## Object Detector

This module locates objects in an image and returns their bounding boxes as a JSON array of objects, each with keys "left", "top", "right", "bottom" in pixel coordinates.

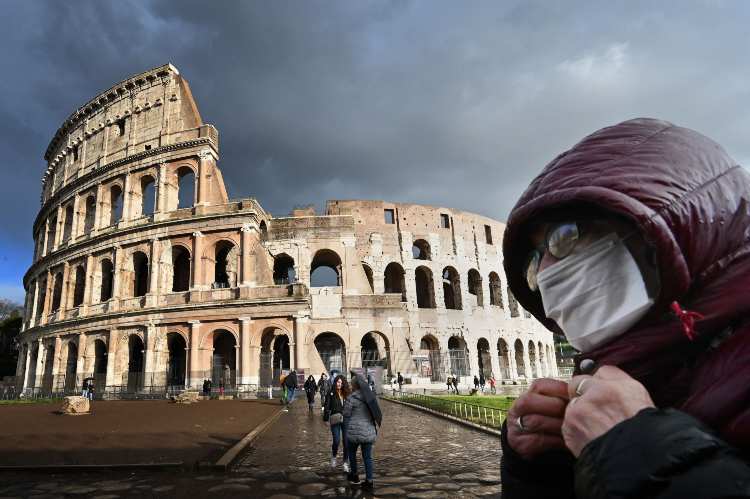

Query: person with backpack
[
  {"left": 304, "top": 375, "right": 318, "bottom": 413},
  {"left": 397, "top": 372, "right": 404, "bottom": 392},
  {"left": 446, "top": 375, "right": 453, "bottom": 393},
  {"left": 284, "top": 369, "right": 298, "bottom": 406},
  {"left": 452, "top": 376, "right": 460, "bottom": 394},
  {"left": 323, "top": 374, "right": 350, "bottom": 473},
  {"left": 479, "top": 373, "right": 486, "bottom": 393}
]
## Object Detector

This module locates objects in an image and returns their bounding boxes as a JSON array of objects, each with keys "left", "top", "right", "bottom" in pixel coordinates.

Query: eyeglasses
[{"left": 525, "top": 221, "right": 580, "bottom": 291}]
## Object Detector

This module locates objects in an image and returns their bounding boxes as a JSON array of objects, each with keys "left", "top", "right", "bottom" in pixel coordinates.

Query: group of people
[
  {"left": 283, "top": 370, "right": 383, "bottom": 489},
  {"left": 80, "top": 378, "right": 95, "bottom": 400},
  {"left": 472, "top": 374, "right": 497, "bottom": 394}
]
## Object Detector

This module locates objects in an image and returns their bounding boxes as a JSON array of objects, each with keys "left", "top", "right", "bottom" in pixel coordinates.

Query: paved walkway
[{"left": 0, "top": 397, "right": 502, "bottom": 498}]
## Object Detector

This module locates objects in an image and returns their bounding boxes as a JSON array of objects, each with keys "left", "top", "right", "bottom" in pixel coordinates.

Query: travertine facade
[{"left": 18, "top": 64, "right": 556, "bottom": 397}]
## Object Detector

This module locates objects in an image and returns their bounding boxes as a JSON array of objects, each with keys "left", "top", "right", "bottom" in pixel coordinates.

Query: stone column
[
  {"left": 239, "top": 317, "right": 252, "bottom": 385},
  {"left": 508, "top": 343, "right": 518, "bottom": 381},
  {"left": 144, "top": 323, "right": 157, "bottom": 387},
  {"left": 192, "top": 231, "right": 204, "bottom": 290},
  {"left": 82, "top": 254, "right": 95, "bottom": 314},
  {"left": 111, "top": 245, "right": 122, "bottom": 308},
  {"left": 293, "top": 315, "right": 309, "bottom": 371},
  {"left": 105, "top": 329, "right": 118, "bottom": 389},
  {"left": 42, "top": 269, "right": 53, "bottom": 323},
  {"left": 53, "top": 205, "right": 64, "bottom": 250},
  {"left": 121, "top": 172, "right": 132, "bottom": 223},
  {"left": 94, "top": 183, "right": 105, "bottom": 230},
  {"left": 30, "top": 279, "right": 40, "bottom": 328},
  {"left": 70, "top": 194, "right": 81, "bottom": 241},
  {"left": 156, "top": 161, "right": 168, "bottom": 214},
  {"left": 59, "top": 262, "right": 70, "bottom": 316},
  {"left": 147, "top": 238, "right": 160, "bottom": 306},
  {"left": 22, "top": 344, "right": 32, "bottom": 391},
  {"left": 51, "top": 336, "right": 62, "bottom": 392},
  {"left": 42, "top": 218, "right": 50, "bottom": 257},
  {"left": 489, "top": 340, "right": 501, "bottom": 380},
  {"left": 34, "top": 339, "right": 44, "bottom": 390},
  {"left": 240, "top": 224, "right": 255, "bottom": 287},
  {"left": 76, "top": 332, "right": 86, "bottom": 384},
  {"left": 197, "top": 149, "right": 212, "bottom": 206},
  {"left": 188, "top": 320, "right": 202, "bottom": 389},
  {"left": 467, "top": 344, "right": 480, "bottom": 379},
  {"left": 522, "top": 342, "right": 531, "bottom": 381}
]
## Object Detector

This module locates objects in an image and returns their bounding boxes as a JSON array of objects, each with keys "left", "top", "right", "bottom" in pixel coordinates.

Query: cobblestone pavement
[{"left": 0, "top": 398, "right": 502, "bottom": 498}]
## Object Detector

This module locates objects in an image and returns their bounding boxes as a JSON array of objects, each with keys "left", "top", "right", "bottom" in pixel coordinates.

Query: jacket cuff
[{"left": 575, "top": 408, "right": 729, "bottom": 499}]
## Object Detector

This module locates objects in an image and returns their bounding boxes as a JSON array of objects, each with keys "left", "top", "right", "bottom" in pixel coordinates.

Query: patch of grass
[{"left": 0, "top": 398, "right": 62, "bottom": 405}]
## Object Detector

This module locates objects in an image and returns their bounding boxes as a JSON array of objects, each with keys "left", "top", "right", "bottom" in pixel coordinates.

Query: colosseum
[{"left": 16, "top": 63, "right": 556, "bottom": 398}]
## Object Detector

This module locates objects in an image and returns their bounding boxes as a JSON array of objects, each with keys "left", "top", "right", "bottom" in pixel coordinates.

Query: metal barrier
[{"left": 389, "top": 391, "right": 509, "bottom": 430}]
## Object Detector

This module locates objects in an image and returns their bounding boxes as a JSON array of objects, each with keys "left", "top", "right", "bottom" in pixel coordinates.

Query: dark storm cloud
[{"left": 2, "top": 0, "right": 750, "bottom": 301}]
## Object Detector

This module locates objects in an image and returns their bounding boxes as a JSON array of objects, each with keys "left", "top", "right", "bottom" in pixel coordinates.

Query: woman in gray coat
[{"left": 343, "top": 376, "right": 378, "bottom": 489}]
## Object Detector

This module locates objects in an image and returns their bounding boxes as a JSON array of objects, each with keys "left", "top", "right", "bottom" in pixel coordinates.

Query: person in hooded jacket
[
  {"left": 500, "top": 118, "right": 750, "bottom": 499},
  {"left": 304, "top": 375, "right": 318, "bottom": 413},
  {"left": 318, "top": 373, "right": 329, "bottom": 413},
  {"left": 343, "top": 375, "right": 379, "bottom": 490}
]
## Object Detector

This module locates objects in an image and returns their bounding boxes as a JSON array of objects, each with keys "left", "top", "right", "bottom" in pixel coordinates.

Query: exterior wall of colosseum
[{"left": 17, "top": 64, "right": 557, "bottom": 397}]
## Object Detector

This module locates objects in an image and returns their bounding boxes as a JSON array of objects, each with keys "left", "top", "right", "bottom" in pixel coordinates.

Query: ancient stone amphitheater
[{"left": 17, "top": 64, "right": 556, "bottom": 398}]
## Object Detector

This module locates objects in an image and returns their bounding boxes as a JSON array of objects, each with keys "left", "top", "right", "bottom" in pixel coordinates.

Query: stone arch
[
  {"left": 447, "top": 336, "right": 469, "bottom": 377},
  {"left": 514, "top": 338, "right": 525, "bottom": 378},
  {"left": 384, "top": 262, "right": 406, "bottom": 301},
  {"left": 138, "top": 174, "right": 157, "bottom": 217},
  {"left": 211, "top": 329, "right": 237, "bottom": 388},
  {"left": 166, "top": 332, "right": 187, "bottom": 387},
  {"left": 362, "top": 263, "right": 374, "bottom": 293},
  {"left": 210, "top": 240, "right": 239, "bottom": 288},
  {"left": 83, "top": 195, "right": 96, "bottom": 233},
  {"left": 508, "top": 286, "right": 520, "bottom": 317},
  {"left": 497, "top": 338, "right": 511, "bottom": 379},
  {"left": 477, "top": 337, "right": 492, "bottom": 378},
  {"left": 468, "top": 269, "right": 483, "bottom": 307},
  {"left": 176, "top": 165, "right": 196, "bottom": 209},
  {"left": 116, "top": 333, "right": 145, "bottom": 392},
  {"left": 131, "top": 251, "right": 149, "bottom": 297},
  {"left": 415, "top": 265, "right": 436, "bottom": 308},
  {"left": 442, "top": 266, "right": 462, "bottom": 310},
  {"left": 109, "top": 184, "right": 123, "bottom": 226},
  {"left": 42, "top": 341, "right": 55, "bottom": 393},
  {"left": 538, "top": 340, "right": 546, "bottom": 376},
  {"left": 360, "top": 331, "right": 390, "bottom": 373},
  {"left": 259, "top": 220, "right": 268, "bottom": 241},
  {"left": 63, "top": 340, "right": 78, "bottom": 393},
  {"left": 171, "top": 245, "right": 191, "bottom": 292},
  {"left": 72, "top": 265, "right": 86, "bottom": 308},
  {"left": 260, "top": 327, "right": 290, "bottom": 387},
  {"left": 528, "top": 340, "right": 538, "bottom": 378},
  {"left": 314, "top": 332, "right": 347, "bottom": 374},
  {"left": 418, "top": 334, "right": 443, "bottom": 381},
  {"left": 489, "top": 272, "right": 503, "bottom": 307},
  {"left": 310, "top": 249, "right": 342, "bottom": 287},
  {"left": 51, "top": 271, "right": 63, "bottom": 311},
  {"left": 273, "top": 253, "right": 296, "bottom": 285},
  {"left": 63, "top": 204, "right": 74, "bottom": 242},
  {"left": 98, "top": 258, "right": 114, "bottom": 302},
  {"left": 412, "top": 239, "right": 431, "bottom": 260}
]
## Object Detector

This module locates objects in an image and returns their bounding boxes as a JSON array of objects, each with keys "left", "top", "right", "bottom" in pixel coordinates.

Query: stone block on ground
[
  {"left": 172, "top": 391, "right": 200, "bottom": 404},
  {"left": 61, "top": 396, "right": 90, "bottom": 415}
]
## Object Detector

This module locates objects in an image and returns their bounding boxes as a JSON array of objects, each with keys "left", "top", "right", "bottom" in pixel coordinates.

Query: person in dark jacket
[
  {"left": 343, "top": 375, "right": 379, "bottom": 489},
  {"left": 452, "top": 376, "right": 460, "bottom": 394},
  {"left": 473, "top": 375, "right": 480, "bottom": 392},
  {"left": 284, "top": 369, "right": 298, "bottom": 405},
  {"left": 317, "top": 373, "right": 329, "bottom": 412},
  {"left": 479, "top": 373, "right": 486, "bottom": 393},
  {"left": 304, "top": 375, "right": 317, "bottom": 413},
  {"left": 323, "top": 375, "right": 350, "bottom": 473},
  {"left": 500, "top": 118, "right": 750, "bottom": 499},
  {"left": 396, "top": 372, "right": 403, "bottom": 391}
]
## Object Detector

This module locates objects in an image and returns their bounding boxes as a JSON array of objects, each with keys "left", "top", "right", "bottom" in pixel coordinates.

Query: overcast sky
[{"left": 1, "top": 0, "right": 749, "bottom": 304}]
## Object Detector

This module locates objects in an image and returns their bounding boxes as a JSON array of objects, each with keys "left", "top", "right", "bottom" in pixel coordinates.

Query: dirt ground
[{"left": 0, "top": 399, "right": 280, "bottom": 467}]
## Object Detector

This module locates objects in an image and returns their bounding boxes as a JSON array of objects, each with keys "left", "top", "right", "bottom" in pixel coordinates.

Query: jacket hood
[{"left": 503, "top": 118, "right": 750, "bottom": 383}]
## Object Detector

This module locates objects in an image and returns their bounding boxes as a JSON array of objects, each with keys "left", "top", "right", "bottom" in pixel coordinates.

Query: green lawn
[{"left": 433, "top": 394, "right": 515, "bottom": 411}]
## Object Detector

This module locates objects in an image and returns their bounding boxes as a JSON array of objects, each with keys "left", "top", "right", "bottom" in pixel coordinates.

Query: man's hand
[
  {"left": 563, "top": 365, "right": 655, "bottom": 457},
  {"left": 507, "top": 378, "right": 570, "bottom": 459}
]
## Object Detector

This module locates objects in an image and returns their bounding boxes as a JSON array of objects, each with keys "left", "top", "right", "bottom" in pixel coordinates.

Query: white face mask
[{"left": 537, "top": 233, "right": 653, "bottom": 352}]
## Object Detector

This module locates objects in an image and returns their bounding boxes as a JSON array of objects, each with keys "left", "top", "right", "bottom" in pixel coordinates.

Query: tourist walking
[
  {"left": 279, "top": 371, "right": 288, "bottom": 408},
  {"left": 284, "top": 369, "right": 298, "bottom": 405},
  {"left": 318, "top": 373, "right": 329, "bottom": 412},
  {"left": 488, "top": 375, "right": 496, "bottom": 395},
  {"left": 452, "top": 376, "right": 460, "bottom": 394},
  {"left": 81, "top": 378, "right": 90, "bottom": 399},
  {"left": 479, "top": 373, "right": 486, "bottom": 393},
  {"left": 304, "top": 375, "right": 317, "bottom": 413},
  {"left": 323, "top": 375, "right": 350, "bottom": 472},
  {"left": 397, "top": 372, "right": 403, "bottom": 392},
  {"left": 344, "top": 374, "right": 382, "bottom": 490},
  {"left": 218, "top": 379, "right": 225, "bottom": 397},
  {"left": 446, "top": 375, "right": 453, "bottom": 393},
  {"left": 473, "top": 375, "right": 480, "bottom": 392}
]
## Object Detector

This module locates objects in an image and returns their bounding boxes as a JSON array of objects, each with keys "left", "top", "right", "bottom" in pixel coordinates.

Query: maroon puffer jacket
[{"left": 502, "top": 118, "right": 750, "bottom": 449}]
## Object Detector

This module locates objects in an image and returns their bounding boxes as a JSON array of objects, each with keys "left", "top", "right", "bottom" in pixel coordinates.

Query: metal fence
[{"left": 388, "top": 391, "right": 509, "bottom": 430}]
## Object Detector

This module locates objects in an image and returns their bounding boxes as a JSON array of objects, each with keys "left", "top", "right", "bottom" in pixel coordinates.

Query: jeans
[
  {"left": 287, "top": 387, "right": 296, "bottom": 403},
  {"left": 347, "top": 441, "right": 374, "bottom": 481},
  {"left": 330, "top": 423, "right": 349, "bottom": 460}
]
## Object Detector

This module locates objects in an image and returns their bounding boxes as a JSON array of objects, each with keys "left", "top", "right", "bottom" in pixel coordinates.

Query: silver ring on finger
[{"left": 516, "top": 415, "right": 527, "bottom": 432}]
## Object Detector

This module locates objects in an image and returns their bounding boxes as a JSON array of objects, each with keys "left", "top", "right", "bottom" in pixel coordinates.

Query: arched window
[
  {"left": 109, "top": 185, "right": 123, "bottom": 225},
  {"left": 140, "top": 175, "right": 156, "bottom": 216},
  {"left": 83, "top": 196, "right": 96, "bottom": 233},
  {"left": 132, "top": 251, "right": 149, "bottom": 297},
  {"left": 477, "top": 338, "right": 491, "bottom": 378},
  {"left": 36, "top": 280, "right": 46, "bottom": 318},
  {"left": 514, "top": 339, "right": 525, "bottom": 377},
  {"left": 468, "top": 269, "right": 483, "bottom": 307},
  {"left": 310, "top": 249, "right": 342, "bottom": 287},
  {"left": 177, "top": 167, "right": 195, "bottom": 209},
  {"left": 171, "top": 246, "right": 191, "bottom": 292},
  {"left": 100, "top": 259, "right": 114, "bottom": 301},
  {"left": 51, "top": 272, "right": 63, "bottom": 311},
  {"left": 362, "top": 263, "right": 374, "bottom": 293},
  {"left": 497, "top": 338, "right": 510, "bottom": 379},
  {"left": 72, "top": 266, "right": 86, "bottom": 307},
  {"left": 259, "top": 221, "right": 268, "bottom": 241},
  {"left": 273, "top": 254, "right": 296, "bottom": 285},
  {"left": 315, "top": 332, "right": 347, "bottom": 373},
  {"left": 213, "top": 241, "right": 238, "bottom": 288},
  {"left": 412, "top": 239, "right": 431, "bottom": 260},
  {"left": 448, "top": 336, "right": 469, "bottom": 377},
  {"left": 442, "top": 266, "right": 462, "bottom": 310},
  {"left": 212, "top": 330, "right": 237, "bottom": 387},
  {"left": 384, "top": 262, "right": 405, "bottom": 301},
  {"left": 63, "top": 205, "right": 74, "bottom": 242},
  {"left": 489, "top": 272, "right": 503, "bottom": 307},
  {"left": 415, "top": 266, "right": 436, "bottom": 308}
]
